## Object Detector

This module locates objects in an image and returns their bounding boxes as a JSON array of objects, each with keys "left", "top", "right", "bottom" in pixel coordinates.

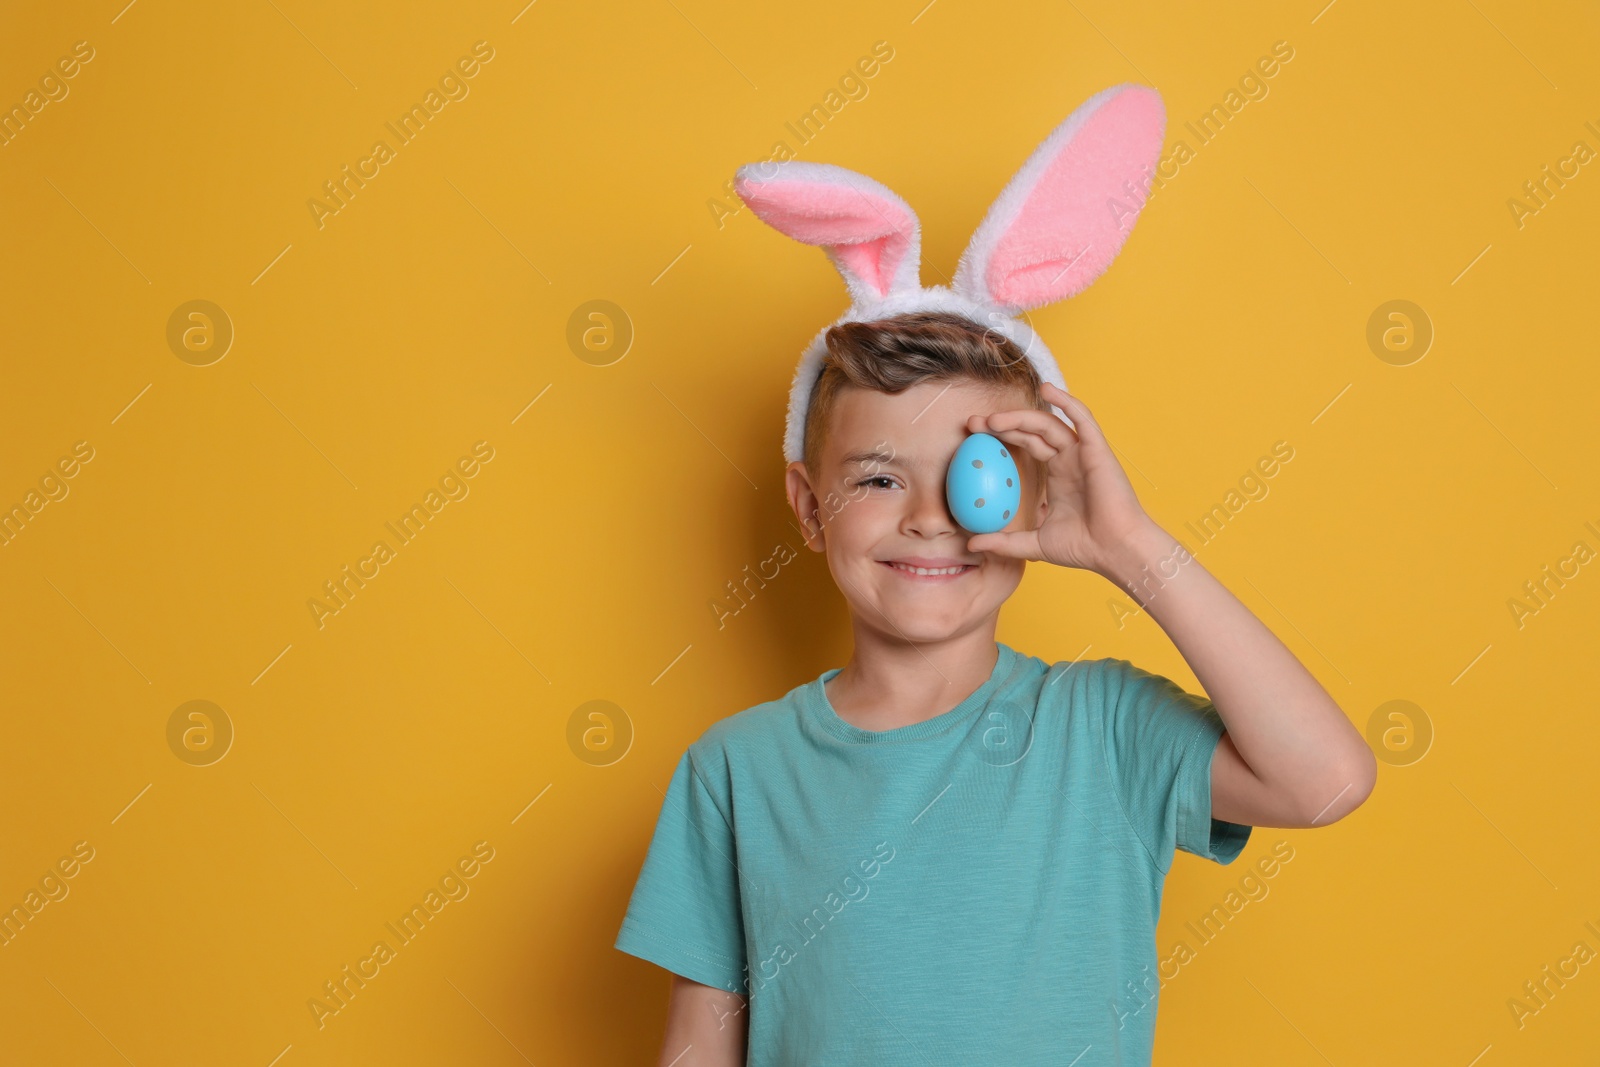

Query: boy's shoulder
[
  {"left": 683, "top": 676, "right": 813, "bottom": 771},
  {"left": 1026, "top": 649, "right": 1165, "bottom": 693},
  {"left": 1007, "top": 644, "right": 1126, "bottom": 701}
]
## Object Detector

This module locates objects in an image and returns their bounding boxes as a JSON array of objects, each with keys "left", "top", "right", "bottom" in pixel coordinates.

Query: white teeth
[{"left": 889, "top": 562, "right": 969, "bottom": 576}]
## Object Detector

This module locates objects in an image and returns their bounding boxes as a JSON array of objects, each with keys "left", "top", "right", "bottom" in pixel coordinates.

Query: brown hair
[{"left": 802, "top": 311, "right": 1051, "bottom": 490}]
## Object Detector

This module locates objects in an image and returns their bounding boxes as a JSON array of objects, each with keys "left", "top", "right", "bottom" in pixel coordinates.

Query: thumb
[{"left": 966, "top": 528, "right": 1041, "bottom": 561}]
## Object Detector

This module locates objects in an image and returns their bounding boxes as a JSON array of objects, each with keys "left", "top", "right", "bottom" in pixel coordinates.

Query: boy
[
  {"left": 613, "top": 312, "right": 1375, "bottom": 1065},
  {"left": 616, "top": 85, "right": 1375, "bottom": 1064}
]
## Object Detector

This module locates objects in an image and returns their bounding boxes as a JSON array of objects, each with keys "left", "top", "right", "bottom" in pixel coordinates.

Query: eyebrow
[{"left": 840, "top": 448, "right": 906, "bottom": 470}]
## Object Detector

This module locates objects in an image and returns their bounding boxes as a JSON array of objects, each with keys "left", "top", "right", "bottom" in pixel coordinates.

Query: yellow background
[{"left": 2, "top": 0, "right": 1597, "bottom": 1063}]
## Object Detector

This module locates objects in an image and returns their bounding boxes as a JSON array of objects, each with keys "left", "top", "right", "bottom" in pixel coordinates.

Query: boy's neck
[{"left": 824, "top": 627, "right": 1001, "bottom": 732}]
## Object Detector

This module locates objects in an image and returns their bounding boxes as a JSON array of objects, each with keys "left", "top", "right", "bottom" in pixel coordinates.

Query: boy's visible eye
[{"left": 856, "top": 475, "right": 898, "bottom": 490}]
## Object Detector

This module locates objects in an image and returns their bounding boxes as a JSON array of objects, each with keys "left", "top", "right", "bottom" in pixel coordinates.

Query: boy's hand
[
  {"left": 962, "top": 382, "right": 1150, "bottom": 575},
  {"left": 969, "top": 384, "right": 1378, "bottom": 829}
]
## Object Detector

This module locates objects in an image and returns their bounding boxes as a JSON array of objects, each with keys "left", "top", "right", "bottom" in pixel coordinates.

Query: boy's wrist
[{"left": 1095, "top": 519, "right": 1188, "bottom": 602}]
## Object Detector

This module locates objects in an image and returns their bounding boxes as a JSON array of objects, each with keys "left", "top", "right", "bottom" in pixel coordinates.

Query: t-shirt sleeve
[
  {"left": 1093, "top": 657, "right": 1251, "bottom": 870},
  {"left": 614, "top": 747, "right": 749, "bottom": 995}
]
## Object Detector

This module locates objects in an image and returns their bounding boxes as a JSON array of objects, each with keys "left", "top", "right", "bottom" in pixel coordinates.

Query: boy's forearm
[{"left": 1097, "top": 519, "right": 1376, "bottom": 826}]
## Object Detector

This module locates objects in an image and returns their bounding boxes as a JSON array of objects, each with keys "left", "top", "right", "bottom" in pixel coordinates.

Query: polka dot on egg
[{"left": 975, "top": 498, "right": 985, "bottom": 507}]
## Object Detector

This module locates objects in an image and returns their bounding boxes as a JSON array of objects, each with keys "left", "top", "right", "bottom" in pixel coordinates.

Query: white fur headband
[{"left": 732, "top": 82, "right": 1166, "bottom": 465}]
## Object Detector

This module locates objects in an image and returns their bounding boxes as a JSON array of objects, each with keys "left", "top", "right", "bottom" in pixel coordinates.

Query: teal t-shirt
[{"left": 614, "top": 641, "right": 1250, "bottom": 1065}]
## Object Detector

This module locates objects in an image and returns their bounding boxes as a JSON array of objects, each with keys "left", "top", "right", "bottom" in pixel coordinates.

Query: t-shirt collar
[{"left": 805, "top": 642, "right": 1019, "bottom": 744}]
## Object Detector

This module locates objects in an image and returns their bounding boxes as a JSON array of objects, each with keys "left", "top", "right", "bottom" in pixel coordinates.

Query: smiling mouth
[{"left": 881, "top": 561, "right": 978, "bottom": 579}]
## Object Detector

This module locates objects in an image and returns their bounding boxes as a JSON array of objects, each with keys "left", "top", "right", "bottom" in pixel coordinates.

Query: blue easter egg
[{"left": 946, "top": 433, "right": 1021, "bottom": 534}]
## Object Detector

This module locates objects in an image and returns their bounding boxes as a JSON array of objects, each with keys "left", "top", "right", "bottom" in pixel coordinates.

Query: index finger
[
  {"left": 971, "top": 402, "right": 1078, "bottom": 453},
  {"left": 1041, "top": 384, "right": 1105, "bottom": 446}
]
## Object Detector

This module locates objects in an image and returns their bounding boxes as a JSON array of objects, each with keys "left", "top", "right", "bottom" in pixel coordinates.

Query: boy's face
[{"left": 785, "top": 379, "right": 1048, "bottom": 645}]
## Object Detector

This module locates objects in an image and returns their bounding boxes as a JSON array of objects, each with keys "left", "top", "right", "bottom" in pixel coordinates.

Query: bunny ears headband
[{"left": 732, "top": 83, "right": 1167, "bottom": 465}]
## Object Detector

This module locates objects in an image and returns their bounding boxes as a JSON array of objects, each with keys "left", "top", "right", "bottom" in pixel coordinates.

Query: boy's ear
[{"left": 785, "top": 462, "right": 827, "bottom": 552}]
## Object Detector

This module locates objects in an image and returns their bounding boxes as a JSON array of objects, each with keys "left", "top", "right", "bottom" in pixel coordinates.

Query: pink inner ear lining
[
  {"left": 736, "top": 178, "right": 915, "bottom": 298},
  {"left": 986, "top": 88, "right": 1164, "bottom": 308},
  {"left": 835, "top": 236, "right": 898, "bottom": 297}
]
